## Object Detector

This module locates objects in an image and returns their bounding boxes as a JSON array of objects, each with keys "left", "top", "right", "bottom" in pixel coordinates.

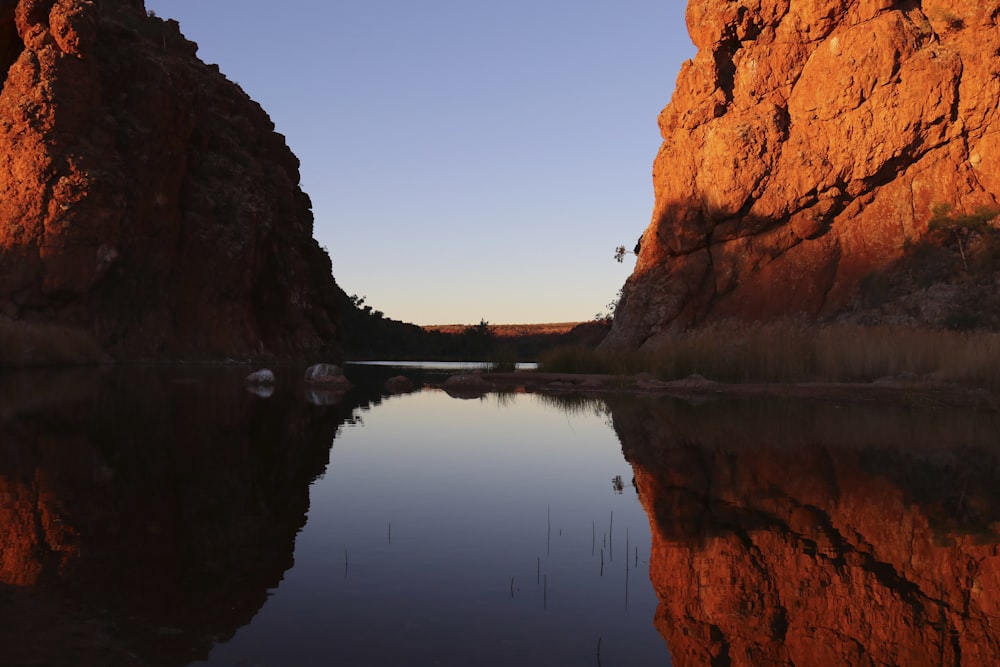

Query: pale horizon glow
[{"left": 146, "top": 1, "right": 695, "bottom": 325}]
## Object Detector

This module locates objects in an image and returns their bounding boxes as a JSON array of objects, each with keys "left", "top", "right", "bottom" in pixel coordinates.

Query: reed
[
  {"left": 539, "top": 320, "right": 1000, "bottom": 390},
  {"left": 0, "top": 319, "right": 107, "bottom": 367}
]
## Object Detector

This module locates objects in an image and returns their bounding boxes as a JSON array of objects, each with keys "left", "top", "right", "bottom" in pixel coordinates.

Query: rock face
[
  {"left": 611, "top": 397, "right": 1000, "bottom": 666},
  {"left": 606, "top": 0, "right": 1000, "bottom": 348},
  {"left": 0, "top": 0, "right": 343, "bottom": 360}
]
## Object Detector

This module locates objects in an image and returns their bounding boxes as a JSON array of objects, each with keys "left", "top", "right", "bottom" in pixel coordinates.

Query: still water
[
  {"left": 194, "top": 384, "right": 663, "bottom": 666},
  {"left": 2, "top": 365, "right": 1000, "bottom": 666}
]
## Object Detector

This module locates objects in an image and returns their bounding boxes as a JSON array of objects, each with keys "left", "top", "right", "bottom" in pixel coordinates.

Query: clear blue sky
[{"left": 147, "top": 1, "right": 694, "bottom": 325}]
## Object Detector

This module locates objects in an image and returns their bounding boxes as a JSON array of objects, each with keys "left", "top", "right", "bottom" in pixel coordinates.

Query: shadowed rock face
[
  {"left": 0, "top": 368, "right": 362, "bottom": 665},
  {"left": 611, "top": 397, "right": 1000, "bottom": 666},
  {"left": 606, "top": 0, "right": 1000, "bottom": 348},
  {"left": 0, "top": 0, "right": 343, "bottom": 360}
]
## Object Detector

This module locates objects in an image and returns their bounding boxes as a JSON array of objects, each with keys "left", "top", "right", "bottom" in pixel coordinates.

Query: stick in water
[
  {"left": 626, "top": 528, "right": 629, "bottom": 571},
  {"left": 609, "top": 511, "right": 614, "bottom": 561},
  {"left": 547, "top": 504, "right": 551, "bottom": 556}
]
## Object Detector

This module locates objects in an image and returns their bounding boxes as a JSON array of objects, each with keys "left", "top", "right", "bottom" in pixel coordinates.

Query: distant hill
[
  {"left": 338, "top": 292, "right": 608, "bottom": 360},
  {"left": 423, "top": 322, "right": 585, "bottom": 337}
]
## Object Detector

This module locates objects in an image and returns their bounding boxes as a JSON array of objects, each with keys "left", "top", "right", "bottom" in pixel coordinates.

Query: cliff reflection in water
[
  {"left": 0, "top": 367, "right": 357, "bottom": 666},
  {"left": 610, "top": 396, "right": 1000, "bottom": 666}
]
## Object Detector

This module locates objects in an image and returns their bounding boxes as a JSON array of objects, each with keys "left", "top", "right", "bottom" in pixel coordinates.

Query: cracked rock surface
[{"left": 607, "top": 0, "right": 1000, "bottom": 348}]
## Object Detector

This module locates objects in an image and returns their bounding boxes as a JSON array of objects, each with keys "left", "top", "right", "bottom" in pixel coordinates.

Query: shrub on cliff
[{"left": 926, "top": 204, "right": 1000, "bottom": 274}]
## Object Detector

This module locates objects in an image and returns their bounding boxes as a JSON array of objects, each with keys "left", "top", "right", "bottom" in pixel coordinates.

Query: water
[
  {"left": 193, "top": 389, "right": 663, "bottom": 666},
  {"left": 345, "top": 360, "right": 539, "bottom": 370},
  {"left": 3, "top": 365, "right": 1000, "bottom": 666}
]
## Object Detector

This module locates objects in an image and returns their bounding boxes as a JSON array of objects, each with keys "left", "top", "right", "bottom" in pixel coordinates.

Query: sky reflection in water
[{"left": 193, "top": 390, "right": 668, "bottom": 667}]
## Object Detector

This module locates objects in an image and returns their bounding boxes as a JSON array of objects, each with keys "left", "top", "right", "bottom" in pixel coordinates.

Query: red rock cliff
[
  {"left": 0, "top": 0, "right": 343, "bottom": 360},
  {"left": 606, "top": 0, "right": 1000, "bottom": 348}
]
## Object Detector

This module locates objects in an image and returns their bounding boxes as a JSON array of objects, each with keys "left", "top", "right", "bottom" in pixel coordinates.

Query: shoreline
[{"left": 474, "top": 370, "right": 999, "bottom": 411}]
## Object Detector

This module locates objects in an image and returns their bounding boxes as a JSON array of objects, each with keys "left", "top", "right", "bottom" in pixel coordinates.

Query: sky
[{"left": 146, "top": 1, "right": 695, "bottom": 325}]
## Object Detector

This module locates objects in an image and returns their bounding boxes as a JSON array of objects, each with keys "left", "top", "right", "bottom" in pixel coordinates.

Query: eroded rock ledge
[{"left": 607, "top": 0, "right": 1000, "bottom": 348}]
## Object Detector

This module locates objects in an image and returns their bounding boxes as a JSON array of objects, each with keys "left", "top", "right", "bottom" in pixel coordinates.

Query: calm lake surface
[
  {"left": 2, "top": 364, "right": 1000, "bottom": 666},
  {"left": 194, "top": 370, "right": 664, "bottom": 666}
]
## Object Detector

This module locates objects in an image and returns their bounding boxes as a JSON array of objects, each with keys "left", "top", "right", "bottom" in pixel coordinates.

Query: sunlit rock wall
[{"left": 606, "top": 0, "right": 1000, "bottom": 347}]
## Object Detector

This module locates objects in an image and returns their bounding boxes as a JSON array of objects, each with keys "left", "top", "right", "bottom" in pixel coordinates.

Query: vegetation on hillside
[
  {"left": 852, "top": 204, "right": 1000, "bottom": 330},
  {"left": 337, "top": 292, "right": 609, "bottom": 361}
]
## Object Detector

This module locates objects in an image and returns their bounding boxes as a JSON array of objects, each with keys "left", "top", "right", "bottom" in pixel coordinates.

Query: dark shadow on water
[
  {"left": 608, "top": 394, "right": 1000, "bottom": 666},
  {"left": 0, "top": 366, "right": 369, "bottom": 666}
]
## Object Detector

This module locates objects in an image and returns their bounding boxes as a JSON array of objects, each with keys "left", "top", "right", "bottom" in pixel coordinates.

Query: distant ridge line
[{"left": 422, "top": 322, "right": 587, "bottom": 337}]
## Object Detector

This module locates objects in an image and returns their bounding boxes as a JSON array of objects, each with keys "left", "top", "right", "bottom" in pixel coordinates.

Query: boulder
[
  {"left": 303, "top": 363, "right": 351, "bottom": 388},
  {"left": 245, "top": 369, "right": 275, "bottom": 385},
  {"left": 384, "top": 375, "right": 414, "bottom": 394},
  {"left": 442, "top": 372, "right": 493, "bottom": 398}
]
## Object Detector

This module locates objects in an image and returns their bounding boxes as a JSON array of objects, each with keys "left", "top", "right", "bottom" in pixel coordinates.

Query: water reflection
[
  {"left": 610, "top": 396, "right": 1000, "bottom": 666},
  {"left": 196, "top": 388, "right": 662, "bottom": 667},
  {"left": 0, "top": 367, "right": 358, "bottom": 666},
  {"left": 0, "top": 369, "right": 664, "bottom": 666},
  {"left": 5, "top": 366, "right": 999, "bottom": 667}
]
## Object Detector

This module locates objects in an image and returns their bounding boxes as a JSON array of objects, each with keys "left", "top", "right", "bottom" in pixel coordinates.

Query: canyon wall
[
  {"left": 606, "top": 0, "right": 1000, "bottom": 347},
  {"left": 612, "top": 397, "right": 1000, "bottom": 665},
  {"left": 0, "top": 0, "right": 343, "bottom": 360}
]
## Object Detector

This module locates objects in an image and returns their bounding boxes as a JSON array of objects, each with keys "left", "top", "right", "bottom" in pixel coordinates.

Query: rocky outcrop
[
  {"left": 0, "top": 0, "right": 343, "bottom": 360},
  {"left": 612, "top": 396, "right": 1000, "bottom": 666},
  {"left": 606, "top": 0, "right": 1000, "bottom": 348}
]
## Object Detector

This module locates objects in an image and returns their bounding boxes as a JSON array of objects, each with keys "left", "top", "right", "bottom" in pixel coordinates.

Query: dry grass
[
  {"left": 0, "top": 319, "right": 108, "bottom": 367},
  {"left": 538, "top": 320, "right": 1000, "bottom": 391}
]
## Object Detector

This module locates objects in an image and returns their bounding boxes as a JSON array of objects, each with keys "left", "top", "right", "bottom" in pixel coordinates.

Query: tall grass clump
[
  {"left": 536, "top": 344, "right": 644, "bottom": 376},
  {"left": 485, "top": 344, "right": 519, "bottom": 372},
  {"left": 0, "top": 319, "right": 107, "bottom": 367},
  {"left": 538, "top": 319, "right": 1000, "bottom": 391},
  {"left": 935, "top": 331, "right": 1000, "bottom": 392},
  {"left": 640, "top": 319, "right": 818, "bottom": 382}
]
